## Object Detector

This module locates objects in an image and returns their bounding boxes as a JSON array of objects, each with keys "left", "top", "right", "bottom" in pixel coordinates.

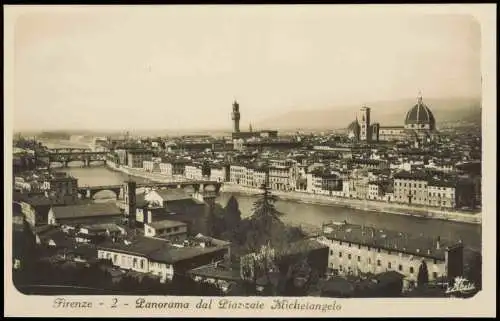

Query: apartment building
[
  {"left": 127, "top": 150, "right": 153, "bottom": 168},
  {"left": 306, "top": 171, "right": 343, "bottom": 196},
  {"left": 97, "top": 235, "right": 229, "bottom": 283},
  {"left": 316, "top": 222, "right": 464, "bottom": 291},
  {"left": 159, "top": 159, "right": 190, "bottom": 177},
  {"left": 185, "top": 165, "right": 204, "bottom": 180},
  {"left": 209, "top": 166, "right": 227, "bottom": 182}
]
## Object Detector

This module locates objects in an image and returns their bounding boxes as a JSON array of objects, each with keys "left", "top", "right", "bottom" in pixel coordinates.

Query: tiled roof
[
  {"left": 393, "top": 170, "right": 429, "bottom": 181},
  {"left": 98, "top": 236, "right": 227, "bottom": 264},
  {"left": 278, "top": 239, "right": 328, "bottom": 257},
  {"left": 188, "top": 264, "right": 242, "bottom": 281},
  {"left": 51, "top": 202, "right": 122, "bottom": 220},
  {"left": 146, "top": 219, "right": 187, "bottom": 230},
  {"left": 320, "top": 222, "right": 460, "bottom": 260}
]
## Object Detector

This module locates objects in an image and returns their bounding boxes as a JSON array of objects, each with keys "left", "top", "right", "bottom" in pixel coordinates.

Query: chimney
[{"left": 436, "top": 236, "right": 441, "bottom": 250}]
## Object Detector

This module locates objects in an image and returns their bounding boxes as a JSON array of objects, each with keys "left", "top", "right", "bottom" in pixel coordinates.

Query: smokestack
[{"left": 436, "top": 236, "right": 441, "bottom": 250}]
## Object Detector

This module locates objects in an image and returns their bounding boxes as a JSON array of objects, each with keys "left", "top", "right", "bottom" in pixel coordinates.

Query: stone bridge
[
  {"left": 77, "top": 180, "right": 223, "bottom": 200},
  {"left": 37, "top": 150, "right": 109, "bottom": 168}
]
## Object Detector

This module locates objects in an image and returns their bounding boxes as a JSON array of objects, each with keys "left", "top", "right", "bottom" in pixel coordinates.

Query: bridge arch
[
  {"left": 90, "top": 189, "right": 120, "bottom": 200},
  {"left": 67, "top": 160, "right": 85, "bottom": 167}
]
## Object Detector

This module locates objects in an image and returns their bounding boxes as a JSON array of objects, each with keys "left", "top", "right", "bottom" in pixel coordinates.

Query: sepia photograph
[{"left": 4, "top": 4, "right": 496, "bottom": 317}]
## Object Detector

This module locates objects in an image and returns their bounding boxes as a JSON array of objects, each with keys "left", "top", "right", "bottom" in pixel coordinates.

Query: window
[
  {"left": 339, "top": 241, "right": 343, "bottom": 246},
  {"left": 357, "top": 256, "right": 361, "bottom": 262},
  {"left": 339, "top": 252, "right": 342, "bottom": 258},
  {"left": 433, "top": 259, "right": 437, "bottom": 264},
  {"left": 387, "top": 250, "right": 391, "bottom": 255},
  {"left": 358, "top": 244, "right": 361, "bottom": 249},
  {"left": 330, "top": 250, "right": 333, "bottom": 256},
  {"left": 410, "top": 267, "right": 414, "bottom": 274},
  {"left": 388, "top": 262, "right": 392, "bottom": 269},
  {"left": 433, "top": 272, "right": 438, "bottom": 279},
  {"left": 348, "top": 243, "right": 351, "bottom": 247},
  {"left": 339, "top": 265, "right": 343, "bottom": 271},
  {"left": 398, "top": 264, "right": 403, "bottom": 271},
  {"left": 377, "top": 248, "right": 381, "bottom": 253},
  {"left": 367, "top": 246, "right": 371, "bottom": 251},
  {"left": 377, "top": 260, "right": 381, "bottom": 266},
  {"left": 368, "top": 258, "right": 372, "bottom": 264},
  {"left": 140, "top": 260, "right": 145, "bottom": 269},
  {"left": 348, "top": 254, "right": 352, "bottom": 260}
]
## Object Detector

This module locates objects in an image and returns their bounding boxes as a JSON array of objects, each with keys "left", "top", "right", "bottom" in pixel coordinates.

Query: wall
[{"left": 316, "top": 236, "right": 446, "bottom": 286}]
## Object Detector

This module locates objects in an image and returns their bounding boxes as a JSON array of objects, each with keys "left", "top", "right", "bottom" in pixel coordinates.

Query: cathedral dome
[{"left": 404, "top": 94, "right": 436, "bottom": 130}]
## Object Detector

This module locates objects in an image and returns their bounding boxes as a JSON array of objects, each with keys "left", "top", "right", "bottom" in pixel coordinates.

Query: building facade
[
  {"left": 316, "top": 222, "right": 463, "bottom": 291},
  {"left": 127, "top": 150, "right": 153, "bottom": 168}
]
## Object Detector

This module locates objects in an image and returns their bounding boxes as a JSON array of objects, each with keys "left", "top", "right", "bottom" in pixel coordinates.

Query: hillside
[{"left": 254, "top": 97, "right": 481, "bottom": 131}]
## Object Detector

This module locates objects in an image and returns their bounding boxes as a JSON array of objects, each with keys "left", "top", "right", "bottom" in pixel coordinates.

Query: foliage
[
  {"left": 465, "top": 251, "right": 482, "bottom": 290},
  {"left": 417, "top": 260, "right": 429, "bottom": 286}
]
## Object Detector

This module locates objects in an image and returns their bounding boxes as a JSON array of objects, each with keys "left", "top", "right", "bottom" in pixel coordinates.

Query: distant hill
[{"left": 254, "top": 97, "right": 481, "bottom": 131}]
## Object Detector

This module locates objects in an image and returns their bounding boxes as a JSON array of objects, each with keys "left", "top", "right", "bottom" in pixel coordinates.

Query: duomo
[{"left": 347, "top": 92, "right": 438, "bottom": 144}]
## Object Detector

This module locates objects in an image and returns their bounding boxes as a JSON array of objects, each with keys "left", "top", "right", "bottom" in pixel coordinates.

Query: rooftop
[
  {"left": 146, "top": 219, "right": 187, "bottom": 230},
  {"left": 51, "top": 202, "right": 122, "bottom": 220},
  {"left": 98, "top": 235, "right": 228, "bottom": 264},
  {"left": 188, "top": 263, "right": 242, "bottom": 282},
  {"left": 320, "top": 222, "right": 461, "bottom": 260}
]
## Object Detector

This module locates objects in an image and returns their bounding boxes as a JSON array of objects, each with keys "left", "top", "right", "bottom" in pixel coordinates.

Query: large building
[
  {"left": 230, "top": 100, "right": 278, "bottom": 140},
  {"left": 316, "top": 221, "right": 464, "bottom": 291},
  {"left": 347, "top": 93, "right": 438, "bottom": 143},
  {"left": 97, "top": 235, "right": 230, "bottom": 283}
]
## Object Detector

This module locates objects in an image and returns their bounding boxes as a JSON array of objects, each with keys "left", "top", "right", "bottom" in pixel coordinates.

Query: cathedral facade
[{"left": 346, "top": 94, "right": 438, "bottom": 144}]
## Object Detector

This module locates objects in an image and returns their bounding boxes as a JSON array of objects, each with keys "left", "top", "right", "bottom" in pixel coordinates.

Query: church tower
[
  {"left": 358, "top": 106, "right": 371, "bottom": 142},
  {"left": 231, "top": 100, "right": 241, "bottom": 133}
]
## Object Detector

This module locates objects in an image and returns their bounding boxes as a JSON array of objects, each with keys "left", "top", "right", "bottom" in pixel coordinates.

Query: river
[{"left": 59, "top": 166, "right": 482, "bottom": 250}]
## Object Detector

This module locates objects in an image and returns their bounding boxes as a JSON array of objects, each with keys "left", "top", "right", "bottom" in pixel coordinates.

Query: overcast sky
[{"left": 12, "top": 6, "right": 481, "bottom": 131}]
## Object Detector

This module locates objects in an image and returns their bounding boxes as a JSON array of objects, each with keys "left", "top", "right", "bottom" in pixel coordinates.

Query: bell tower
[
  {"left": 231, "top": 100, "right": 241, "bottom": 133},
  {"left": 358, "top": 106, "right": 371, "bottom": 142}
]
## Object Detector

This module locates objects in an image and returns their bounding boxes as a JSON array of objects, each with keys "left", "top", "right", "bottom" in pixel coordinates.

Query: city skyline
[{"left": 13, "top": 7, "right": 481, "bottom": 131}]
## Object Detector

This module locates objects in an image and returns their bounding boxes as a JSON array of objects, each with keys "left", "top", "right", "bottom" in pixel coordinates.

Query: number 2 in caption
[{"left": 111, "top": 298, "right": 118, "bottom": 308}]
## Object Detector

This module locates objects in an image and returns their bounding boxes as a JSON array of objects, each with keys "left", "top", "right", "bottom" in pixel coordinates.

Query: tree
[
  {"left": 244, "top": 183, "right": 285, "bottom": 251},
  {"left": 465, "top": 251, "right": 482, "bottom": 290},
  {"left": 221, "top": 196, "right": 242, "bottom": 242},
  {"left": 224, "top": 196, "right": 242, "bottom": 231},
  {"left": 417, "top": 260, "right": 429, "bottom": 286},
  {"left": 208, "top": 203, "right": 226, "bottom": 238}
]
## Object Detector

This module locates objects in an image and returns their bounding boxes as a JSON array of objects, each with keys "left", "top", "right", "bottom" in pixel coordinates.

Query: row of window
[
  {"left": 396, "top": 182, "right": 426, "bottom": 188},
  {"left": 331, "top": 249, "right": 439, "bottom": 265},
  {"left": 396, "top": 181, "right": 452, "bottom": 191},
  {"left": 335, "top": 242, "right": 386, "bottom": 253},
  {"left": 333, "top": 263, "right": 438, "bottom": 278}
]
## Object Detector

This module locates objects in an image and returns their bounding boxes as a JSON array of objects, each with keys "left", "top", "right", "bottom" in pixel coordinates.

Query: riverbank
[
  {"left": 221, "top": 183, "right": 482, "bottom": 226},
  {"left": 105, "top": 163, "right": 481, "bottom": 225}
]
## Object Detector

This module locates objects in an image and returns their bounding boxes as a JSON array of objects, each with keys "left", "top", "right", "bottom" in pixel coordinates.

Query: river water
[{"left": 59, "top": 166, "right": 481, "bottom": 250}]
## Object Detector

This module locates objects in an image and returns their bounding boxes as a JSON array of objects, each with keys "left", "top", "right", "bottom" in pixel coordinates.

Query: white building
[
  {"left": 97, "top": 235, "right": 230, "bottom": 283},
  {"left": 185, "top": 165, "right": 204, "bottom": 180},
  {"left": 316, "top": 222, "right": 463, "bottom": 291},
  {"left": 210, "top": 166, "right": 227, "bottom": 182},
  {"left": 144, "top": 220, "right": 188, "bottom": 242}
]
